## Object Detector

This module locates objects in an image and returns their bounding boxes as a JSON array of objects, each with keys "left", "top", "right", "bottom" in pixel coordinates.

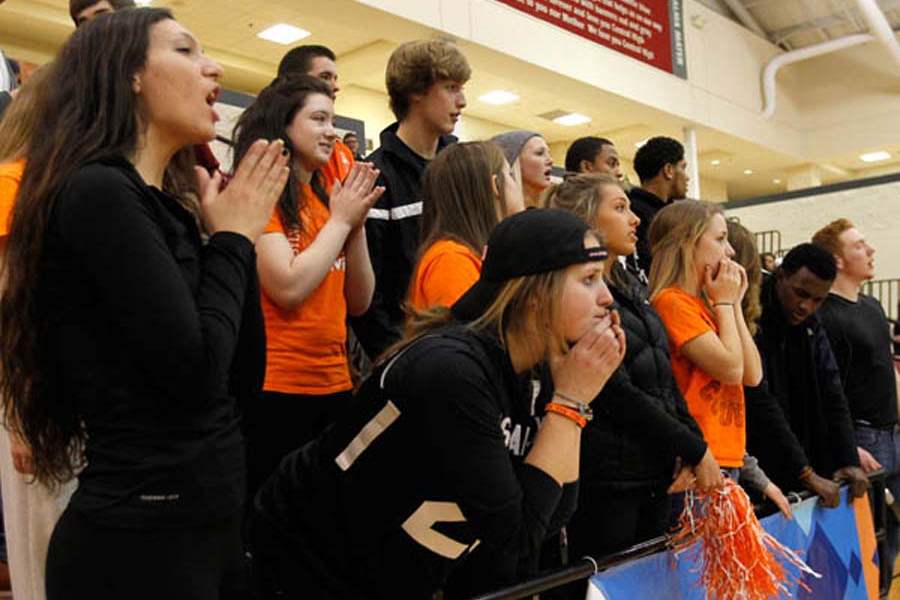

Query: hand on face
[
  {"left": 704, "top": 258, "right": 742, "bottom": 305},
  {"left": 550, "top": 311, "right": 625, "bottom": 406}
]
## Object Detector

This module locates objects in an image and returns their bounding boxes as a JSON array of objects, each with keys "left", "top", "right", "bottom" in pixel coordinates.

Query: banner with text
[
  {"left": 495, "top": 0, "right": 686, "bottom": 78},
  {"left": 587, "top": 489, "right": 879, "bottom": 599}
]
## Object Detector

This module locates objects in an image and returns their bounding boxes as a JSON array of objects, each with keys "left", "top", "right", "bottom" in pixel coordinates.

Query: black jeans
[
  {"left": 45, "top": 507, "right": 245, "bottom": 600},
  {"left": 244, "top": 390, "right": 352, "bottom": 501}
]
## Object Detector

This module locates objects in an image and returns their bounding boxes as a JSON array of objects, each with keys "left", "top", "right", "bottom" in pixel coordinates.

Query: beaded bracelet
[{"left": 545, "top": 402, "right": 588, "bottom": 429}]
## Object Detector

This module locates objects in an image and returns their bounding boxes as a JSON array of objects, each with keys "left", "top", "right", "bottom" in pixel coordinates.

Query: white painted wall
[
  {"left": 352, "top": 0, "right": 809, "bottom": 158},
  {"left": 727, "top": 181, "right": 900, "bottom": 280}
]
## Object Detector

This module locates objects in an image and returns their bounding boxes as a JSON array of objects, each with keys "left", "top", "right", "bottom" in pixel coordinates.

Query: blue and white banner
[{"left": 588, "top": 489, "right": 878, "bottom": 599}]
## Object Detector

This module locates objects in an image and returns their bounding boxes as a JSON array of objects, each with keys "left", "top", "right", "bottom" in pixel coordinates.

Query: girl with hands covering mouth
[{"left": 649, "top": 201, "right": 763, "bottom": 492}]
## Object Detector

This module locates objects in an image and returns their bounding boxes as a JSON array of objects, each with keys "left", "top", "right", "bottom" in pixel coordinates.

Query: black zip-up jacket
[
  {"left": 748, "top": 278, "right": 859, "bottom": 489},
  {"left": 37, "top": 156, "right": 263, "bottom": 528},
  {"left": 349, "top": 123, "right": 455, "bottom": 360},
  {"left": 252, "top": 326, "right": 577, "bottom": 599},
  {"left": 580, "top": 271, "right": 707, "bottom": 490},
  {"left": 625, "top": 187, "right": 668, "bottom": 278}
]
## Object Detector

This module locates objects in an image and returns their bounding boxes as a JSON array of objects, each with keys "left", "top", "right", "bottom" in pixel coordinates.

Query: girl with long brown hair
[
  {"left": 231, "top": 75, "right": 384, "bottom": 499},
  {"left": 408, "top": 141, "right": 524, "bottom": 310},
  {"left": 0, "top": 66, "right": 78, "bottom": 600},
  {"left": 0, "top": 9, "right": 288, "bottom": 597},
  {"left": 648, "top": 201, "right": 762, "bottom": 483}
]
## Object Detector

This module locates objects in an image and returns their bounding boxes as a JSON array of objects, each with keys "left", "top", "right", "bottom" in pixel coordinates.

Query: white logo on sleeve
[{"left": 401, "top": 501, "right": 480, "bottom": 559}]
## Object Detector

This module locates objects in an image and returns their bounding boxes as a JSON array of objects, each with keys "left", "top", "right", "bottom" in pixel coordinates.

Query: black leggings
[
  {"left": 243, "top": 389, "right": 351, "bottom": 500},
  {"left": 45, "top": 507, "right": 246, "bottom": 600}
]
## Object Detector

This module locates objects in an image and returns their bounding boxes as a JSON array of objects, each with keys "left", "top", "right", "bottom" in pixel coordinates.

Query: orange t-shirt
[
  {"left": 0, "top": 159, "right": 25, "bottom": 238},
  {"left": 409, "top": 239, "right": 482, "bottom": 310},
  {"left": 652, "top": 287, "right": 745, "bottom": 468},
  {"left": 322, "top": 140, "right": 354, "bottom": 184},
  {"left": 261, "top": 182, "right": 351, "bottom": 395}
]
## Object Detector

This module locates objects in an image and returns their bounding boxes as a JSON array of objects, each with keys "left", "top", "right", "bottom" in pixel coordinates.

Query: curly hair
[{"left": 633, "top": 136, "right": 683, "bottom": 183}]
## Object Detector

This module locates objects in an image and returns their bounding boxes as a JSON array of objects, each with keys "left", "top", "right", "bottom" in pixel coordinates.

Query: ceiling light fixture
[
  {"left": 859, "top": 151, "right": 891, "bottom": 163},
  {"left": 478, "top": 90, "right": 519, "bottom": 105},
  {"left": 773, "top": 178, "right": 782, "bottom": 184},
  {"left": 134, "top": 0, "right": 152, "bottom": 4},
  {"left": 553, "top": 113, "right": 592, "bottom": 127},
  {"left": 257, "top": 24, "right": 311, "bottom": 45},
  {"left": 743, "top": 169, "right": 753, "bottom": 175},
  {"left": 710, "top": 159, "right": 721, "bottom": 166}
]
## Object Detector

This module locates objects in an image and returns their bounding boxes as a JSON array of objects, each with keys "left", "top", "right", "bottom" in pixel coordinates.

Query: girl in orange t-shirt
[
  {"left": 232, "top": 75, "right": 384, "bottom": 495},
  {"left": 648, "top": 201, "right": 762, "bottom": 476},
  {"left": 409, "top": 142, "right": 524, "bottom": 311}
]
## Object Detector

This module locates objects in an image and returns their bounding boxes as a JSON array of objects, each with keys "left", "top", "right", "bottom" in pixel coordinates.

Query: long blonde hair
[
  {"left": 543, "top": 173, "right": 627, "bottom": 288},
  {"left": 542, "top": 173, "right": 620, "bottom": 222},
  {"left": 398, "top": 265, "right": 571, "bottom": 368},
  {"left": 647, "top": 200, "right": 724, "bottom": 300},
  {"left": 0, "top": 67, "right": 50, "bottom": 163}
]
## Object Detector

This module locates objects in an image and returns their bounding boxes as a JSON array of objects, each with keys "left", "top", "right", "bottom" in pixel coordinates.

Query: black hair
[
  {"left": 69, "top": 0, "right": 136, "bottom": 24},
  {"left": 779, "top": 243, "right": 837, "bottom": 281},
  {"left": 633, "top": 136, "right": 684, "bottom": 183},
  {"left": 564, "top": 136, "right": 614, "bottom": 173},
  {"left": 342, "top": 131, "right": 357, "bottom": 140},
  {"left": 277, "top": 45, "right": 336, "bottom": 77}
]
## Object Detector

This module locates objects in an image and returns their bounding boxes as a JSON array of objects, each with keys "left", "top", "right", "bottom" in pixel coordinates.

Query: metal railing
[
  {"left": 862, "top": 278, "right": 900, "bottom": 322},
  {"left": 469, "top": 471, "right": 889, "bottom": 600},
  {"left": 753, "top": 230, "right": 782, "bottom": 256}
]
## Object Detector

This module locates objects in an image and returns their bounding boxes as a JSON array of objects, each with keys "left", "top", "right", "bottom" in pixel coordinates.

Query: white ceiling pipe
[
  {"left": 761, "top": 33, "right": 873, "bottom": 119},
  {"left": 853, "top": 0, "right": 900, "bottom": 71},
  {"left": 720, "top": 0, "right": 768, "bottom": 39}
]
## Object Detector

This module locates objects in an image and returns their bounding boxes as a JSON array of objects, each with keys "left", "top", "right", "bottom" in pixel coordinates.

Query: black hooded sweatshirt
[{"left": 747, "top": 277, "right": 859, "bottom": 490}]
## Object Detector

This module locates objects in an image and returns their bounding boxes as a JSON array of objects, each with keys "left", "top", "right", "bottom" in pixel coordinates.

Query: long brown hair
[
  {"left": 647, "top": 200, "right": 724, "bottom": 300},
  {"left": 727, "top": 219, "right": 762, "bottom": 334},
  {"left": 231, "top": 74, "right": 333, "bottom": 233},
  {"left": 399, "top": 268, "right": 569, "bottom": 368},
  {"left": 419, "top": 142, "right": 509, "bottom": 258},
  {"left": 0, "top": 8, "right": 197, "bottom": 487},
  {"left": 0, "top": 67, "right": 51, "bottom": 163},
  {"left": 543, "top": 173, "right": 626, "bottom": 289}
]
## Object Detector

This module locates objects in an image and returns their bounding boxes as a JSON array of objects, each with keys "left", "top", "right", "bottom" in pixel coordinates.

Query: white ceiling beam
[
  {"left": 720, "top": 0, "right": 769, "bottom": 39},
  {"left": 853, "top": 0, "right": 900, "bottom": 74},
  {"left": 761, "top": 33, "right": 874, "bottom": 119}
]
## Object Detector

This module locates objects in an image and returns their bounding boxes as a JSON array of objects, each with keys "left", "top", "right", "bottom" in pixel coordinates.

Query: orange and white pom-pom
[{"left": 670, "top": 478, "right": 820, "bottom": 600}]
